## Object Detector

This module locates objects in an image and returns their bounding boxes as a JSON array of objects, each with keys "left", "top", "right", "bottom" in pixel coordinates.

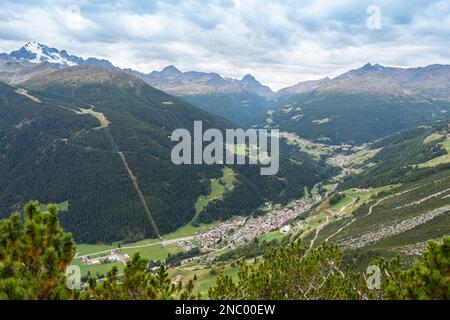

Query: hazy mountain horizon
[{"left": 3, "top": 42, "right": 450, "bottom": 96}]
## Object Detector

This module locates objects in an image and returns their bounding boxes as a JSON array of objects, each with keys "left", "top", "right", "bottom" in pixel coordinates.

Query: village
[
  {"left": 192, "top": 198, "right": 315, "bottom": 249},
  {"left": 75, "top": 131, "right": 374, "bottom": 270},
  {"left": 77, "top": 193, "right": 321, "bottom": 268}
]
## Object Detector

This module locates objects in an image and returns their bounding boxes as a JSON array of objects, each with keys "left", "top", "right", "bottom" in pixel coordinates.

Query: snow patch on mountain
[{"left": 22, "top": 42, "right": 78, "bottom": 66}]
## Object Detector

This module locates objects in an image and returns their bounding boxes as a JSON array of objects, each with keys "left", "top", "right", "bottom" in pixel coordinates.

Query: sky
[{"left": 0, "top": 0, "right": 449, "bottom": 90}]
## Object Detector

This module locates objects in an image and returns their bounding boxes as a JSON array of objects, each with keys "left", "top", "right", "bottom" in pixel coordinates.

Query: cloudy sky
[{"left": 0, "top": 0, "right": 449, "bottom": 90}]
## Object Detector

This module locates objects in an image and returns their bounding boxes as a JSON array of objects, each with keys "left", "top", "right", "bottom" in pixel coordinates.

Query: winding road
[{"left": 306, "top": 216, "right": 330, "bottom": 253}]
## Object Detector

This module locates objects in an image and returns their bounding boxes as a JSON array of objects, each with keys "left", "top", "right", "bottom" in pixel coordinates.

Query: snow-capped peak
[
  {"left": 1, "top": 42, "right": 119, "bottom": 70},
  {"left": 12, "top": 42, "right": 79, "bottom": 66}
]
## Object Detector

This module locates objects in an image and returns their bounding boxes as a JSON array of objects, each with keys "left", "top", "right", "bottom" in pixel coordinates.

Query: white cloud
[{"left": 0, "top": 0, "right": 449, "bottom": 90}]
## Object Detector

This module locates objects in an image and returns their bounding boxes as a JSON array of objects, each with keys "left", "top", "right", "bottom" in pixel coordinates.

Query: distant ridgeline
[{"left": 254, "top": 64, "right": 450, "bottom": 145}]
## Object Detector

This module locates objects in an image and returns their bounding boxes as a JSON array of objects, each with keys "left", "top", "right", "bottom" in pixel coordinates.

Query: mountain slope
[
  {"left": 3, "top": 41, "right": 115, "bottom": 69},
  {"left": 301, "top": 123, "right": 450, "bottom": 266},
  {"left": 0, "top": 59, "right": 57, "bottom": 84},
  {"left": 259, "top": 64, "right": 450, "bottom": 145},
  {"left": 275, "top": 77, "right": 331, "bottom": 100},
  {"left": 181, "top": 92, "right": 271, "bottom": 126},
  {"left": 310, "top": 167, "right": 450, "bottom": 267},
  {"left": 227, "top": 74, "right": 274, "bottom": 98},
  {"left": 142, "top": 65, "right": 241, "bottom": 95},
  {"left": 0, "top": 66, "right": 331, "bottom": 243},
  {"left": 0, "top": 43, "right": 276, "bottom": 125},
  {"left": 138, "top": 67, "right": 274, "bottom": 126},
  {"left": 0, "top": 68, "right": 230, "bottom": 242}
]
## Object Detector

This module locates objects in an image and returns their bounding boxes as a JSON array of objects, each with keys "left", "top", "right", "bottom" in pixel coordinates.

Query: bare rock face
[{"left": 228, "top": 74, "right": 275, "bottom": 98}]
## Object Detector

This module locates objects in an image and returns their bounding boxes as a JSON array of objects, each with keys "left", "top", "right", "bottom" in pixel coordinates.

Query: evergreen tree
[
  {"left": 375, "top": 237, "right": 450, "bottom": 300},
  {"left": 80, "top": 253, "right": 195, "bottom": 300},
  {"left": 209, "top": 237, "right": 450, "bottom": 300},
  {"left": 0, "top": 201, "right": 75, "bottom": 299}
]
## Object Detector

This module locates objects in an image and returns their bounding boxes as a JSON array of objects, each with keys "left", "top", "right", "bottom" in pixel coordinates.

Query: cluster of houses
[
  {"left": 77, "top": 193, "right": 324, "bottom": 267},
  {"left": 193, "top": 199, "right": 314, "bottom": 249},
  {"left": 227, "top": 200, "right": 311, "bottom": 245},
  {"left": 333, "top": 154, "right": 354, "bottom": 168},
  {"left": 176, "top": 239, "right": 196, "bottom": 251},
  {"left": 194, "top": 217, "right": 246, "bottom": 248},
  {"left": 80, "top": 249, "right": 129, "bottom": 265}
]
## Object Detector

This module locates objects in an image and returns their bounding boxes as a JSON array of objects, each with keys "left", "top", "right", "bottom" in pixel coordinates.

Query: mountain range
[
  {"left": 0, "top": 42, "right": 271, "bottom": 96},
  {"left": 2, "top": 42, "right": 450, "bottom": 128},
  {"left": 258, "top": 62, "right": 450, "bottom": 144},
  {"left": 0, "top": 42, "right": 279, "bottom": 125},
  {"left": 3, "top": 43, "right": 450, "bottom": 100},
  {"left": 0, "top": 41, "right": 114, "bottom": 68}
]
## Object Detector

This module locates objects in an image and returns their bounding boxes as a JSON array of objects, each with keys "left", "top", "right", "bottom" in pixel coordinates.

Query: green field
[
  {"left": 418, "top": 139, "right": 450, "bottom": 168},
  {"left": 330, "top": 195, "right": 354, "bottom": 211},
  {"left": 348, "top": 148, "right": 382, "bottom": 166},
  {"left": 322, "top": 184, "right": 336, "bottom": 191},
  {"left": 71, "top": 259, "right": 125, "bottom": 278},
  {"left": 343, "top": 186, "right": 394, "bottom": 202},
  {"left": 423, "top": 133, "right": 444, "bottom": 144},
  {"left": 76, "top": 243, "right": 120, "bottom": 256},
  {"left": 74, "top": 241, "right": 184, "bottom": 277},
  {"left": 329, "top": 186, "right": 395, "bottom": 214},
  {"left": 121, "top": 243, "right": 183, "bottom": 261},
  {"left": 301, "top": 211, "right": 329, "bottom": 233},
  {"left": 76, "top": 241, "right": 183, "bottom": 260},
  {"left": 168, "top": 264, "right": 239, "bottom": 297},
  {"left": 225, "top": 143, "right": 247, "bottom": 156},
  {"left": 312, "top": 117, "right": 330, "bottom": 124},
  {"left": 257, "top": 230, "right": 285, "bottom": 243},
  {"left": 192, "top": 167, "right": 236, "bottom": 222}
]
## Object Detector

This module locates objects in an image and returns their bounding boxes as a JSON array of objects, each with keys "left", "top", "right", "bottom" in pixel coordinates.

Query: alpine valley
[{"left": 1, "top": 42, "right": 449, "bottom": 295}]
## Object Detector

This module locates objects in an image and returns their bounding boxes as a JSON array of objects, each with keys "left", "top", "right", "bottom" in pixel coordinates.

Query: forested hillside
[
  {"left": 308, "top": 168, "right": 450, "bottom": 269},
  {"left": 299, "top": 123, "right": 450, "bottom": 268},
  {"left": 0, "top": 66, "right": 332, "bottom": 243},
  {"left": 341, "top": 123, "right": 450, "bottom": 188},
  {"left": 257, "top": 93, "right": 450, "bottom": 145},
  {"left": 181, "top": 92, "right": 271, "bottom": 126}
]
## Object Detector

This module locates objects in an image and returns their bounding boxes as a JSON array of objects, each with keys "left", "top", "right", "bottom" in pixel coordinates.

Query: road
[
  {"left": 324, "top": 218, "right": 356, "bottom": 243},
  {"left": 306, "top": 216, "right": 330, "bottom": 253}
]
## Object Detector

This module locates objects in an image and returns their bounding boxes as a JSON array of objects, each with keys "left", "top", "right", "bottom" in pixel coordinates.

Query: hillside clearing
[
  {"left": 77, "top": 107, "right": 111, "bottom": 129},
  {"left": 14, "top": 87, "right": 41, "bottom": 103},
  {"left": 192, "top": 167, "right": 236, "bottom": 223},
  {"left": 418, "top": 139, "right": 450, "bottom": 168}
]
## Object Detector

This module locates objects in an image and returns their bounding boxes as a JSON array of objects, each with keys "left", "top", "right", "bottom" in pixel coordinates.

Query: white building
[{"left": 280, "top": 225, "right": 291, "bottom": 234}]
